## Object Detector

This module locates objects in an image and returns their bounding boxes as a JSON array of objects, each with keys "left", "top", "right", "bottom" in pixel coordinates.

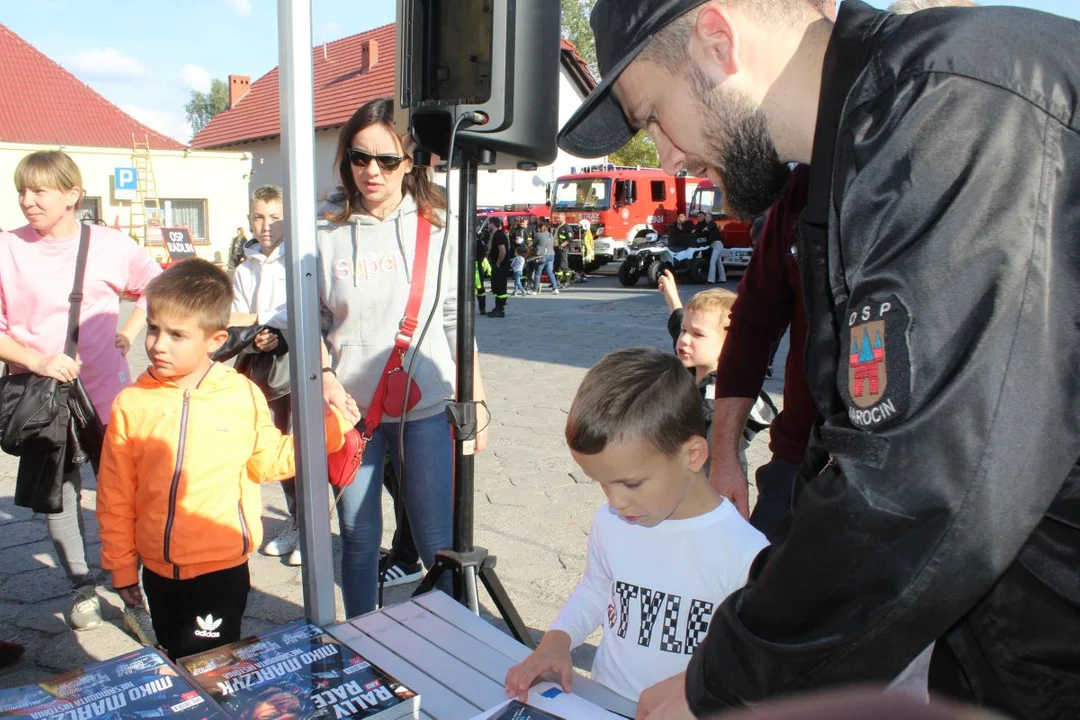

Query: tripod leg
[
  {"left": 465, "top": 565, "right": 480, "bottom": 613},
  {"left": 415, "top": 560, "right": 448, "bottom": 595},
  {"left": 478, "top": 558, "right": 536, "bottom": 649}
]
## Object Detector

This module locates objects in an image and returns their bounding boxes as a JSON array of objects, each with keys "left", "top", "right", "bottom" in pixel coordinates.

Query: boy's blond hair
[
  {"left": 251, "top": 184, "right": 283, "bottom": 205},
  {"left": 145, "top": 259, "right": 232, "bottom": 333},
  {"left": 685, "top": 287, "right": 737, "bottom": 328},
  {"left": 14, "top": 151, "right": 83, "bottom": 203}
]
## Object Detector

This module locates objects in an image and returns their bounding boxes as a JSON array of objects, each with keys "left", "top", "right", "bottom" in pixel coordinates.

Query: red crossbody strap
[{"left": 362, "top": 213, "right": 433, "bottom": 438}]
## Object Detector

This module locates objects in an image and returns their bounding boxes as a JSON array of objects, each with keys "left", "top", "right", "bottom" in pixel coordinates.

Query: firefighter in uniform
[
  {"left": 558, "top": 1, "right": 1080, "bottom": 718},
  {"left": 475, "top": 226, "right": 490, "bottom": 315}
]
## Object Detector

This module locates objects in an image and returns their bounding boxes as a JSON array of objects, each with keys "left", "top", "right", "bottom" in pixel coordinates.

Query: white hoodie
[
  {"left": 316, "top": 194, "right": 459, "bottom": 421},
  {"left": 232, "top": 241, "right": 289, "bottom": 330}
]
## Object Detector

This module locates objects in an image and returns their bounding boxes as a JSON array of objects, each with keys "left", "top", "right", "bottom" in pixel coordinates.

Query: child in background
[
  {"left": 659, "top": 270, "right": 776, "bottom": 476},
  {"left": 229, "top": 185, "right": 302, "bottom": 567},
  {"left": 505, "top": 348, "right": 767, "bottom": 702},
  {"left": 510, "top": 248, "right": 526, "bottom": 297},
  {"left": 96, "top": 259, "right": 356, "bottom": 660}
]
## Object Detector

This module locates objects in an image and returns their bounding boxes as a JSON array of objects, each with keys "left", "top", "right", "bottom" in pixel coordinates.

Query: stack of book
[{"left": 0, "top": 621, "right": 418, "bottom": 720}]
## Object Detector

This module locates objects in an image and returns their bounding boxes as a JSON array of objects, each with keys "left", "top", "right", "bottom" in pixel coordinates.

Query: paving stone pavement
[{"left": 0, "top": 269, "right": 787, "bottom": 688}]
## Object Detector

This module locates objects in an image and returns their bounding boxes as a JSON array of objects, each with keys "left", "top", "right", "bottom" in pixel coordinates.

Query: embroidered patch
[{"left": 841, "top": 296, "right": 911, "bottom": 430}]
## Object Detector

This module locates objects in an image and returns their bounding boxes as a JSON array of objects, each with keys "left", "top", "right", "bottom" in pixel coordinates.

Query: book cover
[
  {"left": 469, "top": 684, "right": 628, "bottom": 720},
  {"left": 179, "top": 620, "right": 418, "bottom": 720},
  {"left": 0, "top": 647, "right": 222, "bottom": 719}
]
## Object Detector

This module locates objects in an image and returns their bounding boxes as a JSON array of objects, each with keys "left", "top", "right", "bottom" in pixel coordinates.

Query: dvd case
[
  {"left": 0, "top": 646, "right": 222, "bottom": 719},
  {"left": 178, "top": 620, "right": 419, "bottom": 720}
]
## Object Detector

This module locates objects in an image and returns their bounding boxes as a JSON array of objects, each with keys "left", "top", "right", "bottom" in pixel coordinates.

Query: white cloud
[
  {"left": 120, "top": 104, "right": 192, "bottom": 145},
  {"left": 68, "top": 48, "right": 145, "bottom": 80},
  {"left": 177, "top": 64, "right": 212, "bottom": 94},
  {"left": 225, "top": 0, "right": 251, "bottom": 16}
]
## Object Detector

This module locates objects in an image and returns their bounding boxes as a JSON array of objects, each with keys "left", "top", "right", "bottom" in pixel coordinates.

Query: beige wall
[{"left": 0, "top": 142, "right": 252, "bottom": 264}]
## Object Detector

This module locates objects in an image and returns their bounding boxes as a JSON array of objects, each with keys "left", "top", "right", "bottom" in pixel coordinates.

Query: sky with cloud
[{"left": 3, "top": 0, "right": 1076, "bottom": 145}]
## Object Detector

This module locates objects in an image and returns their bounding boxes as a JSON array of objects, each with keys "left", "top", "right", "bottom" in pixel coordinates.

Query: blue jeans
[
  {"left": 512, "top": 270, "right": 525, "bottom": 294},
  {"left": 533, "top": 255, "right": 559, "bottom": 291},
  {"left": 336, "top": 412, "right": 453, "bottom": 617}
]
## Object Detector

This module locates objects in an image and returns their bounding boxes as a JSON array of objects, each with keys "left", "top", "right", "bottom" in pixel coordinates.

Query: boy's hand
[
  {"left": 636, "top": 672, "right": 693, "bottom": 720},
  {"left": 505, "top": 631, "right": 572, "bottom": 702},
  {"left": 117, "top": 585, "right": 144, "bottom": 608},
  {"left": 253, "top": 328, "right": 278, "bottom": 353},
  {"left": 658, "top": 270, "right": 682, "bottom": 312}
]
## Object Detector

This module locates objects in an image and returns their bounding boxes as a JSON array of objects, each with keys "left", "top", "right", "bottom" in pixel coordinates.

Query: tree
[
  {"left": 561, "top": 0, "right": 598, "bottom": 77},
  {"left": 561, "top": 1, "right": 658, "bottom": 168},
  {"left": 184, "top": 78, "right": 229, "bottom": 135},
  {"left": 610, "top": 131, "right": 660, "bottom": 168}
]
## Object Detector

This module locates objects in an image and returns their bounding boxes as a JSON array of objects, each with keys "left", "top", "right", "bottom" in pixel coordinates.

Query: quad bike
[{"left": 617, "top": 232, "right": 711, "bottom": 287}]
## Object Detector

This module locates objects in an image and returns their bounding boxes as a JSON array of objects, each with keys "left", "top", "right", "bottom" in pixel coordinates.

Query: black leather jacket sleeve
[{"left": 687, "top": 73, "right": 1080, "bottom": 711}]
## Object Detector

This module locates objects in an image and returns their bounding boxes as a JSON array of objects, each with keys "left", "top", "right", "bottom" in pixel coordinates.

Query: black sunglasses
[{"left": 346, "top": 149, "right": 408, "bottom": 171}]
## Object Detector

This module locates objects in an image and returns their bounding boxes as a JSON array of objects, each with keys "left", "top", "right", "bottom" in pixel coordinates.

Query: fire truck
[{"left": 548, "top": 165, "right": 703, "bottom": 268}]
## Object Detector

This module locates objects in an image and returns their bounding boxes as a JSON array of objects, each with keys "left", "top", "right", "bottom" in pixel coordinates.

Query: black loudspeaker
[{"left": 396, "top": 0, "right": 562, "bottom": 170}]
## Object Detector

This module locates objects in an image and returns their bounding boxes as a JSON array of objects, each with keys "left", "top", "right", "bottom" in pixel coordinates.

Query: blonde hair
[
  {"left": 251, "top": 184, "right": 284, "bottom": 204},
  {"left": 685, "top": 287, "right": 737, "bottom": 327},
  {"left": 14, "top": 151, "right": 84, "bottom": 204}
]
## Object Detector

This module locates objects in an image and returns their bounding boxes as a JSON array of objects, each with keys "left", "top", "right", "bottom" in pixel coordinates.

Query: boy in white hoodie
[{"left": 229, "top": 185, "right": 300, "bottom": 565}]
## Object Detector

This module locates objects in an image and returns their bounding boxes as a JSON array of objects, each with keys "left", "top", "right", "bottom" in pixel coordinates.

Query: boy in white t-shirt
[{"left": 505, "top": 348, "right": 768, "bottom": 703}]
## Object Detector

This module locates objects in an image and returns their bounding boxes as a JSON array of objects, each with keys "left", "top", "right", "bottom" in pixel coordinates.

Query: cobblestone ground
[{"left": 0, "top": 270, "right": 786, "bottom": 687}]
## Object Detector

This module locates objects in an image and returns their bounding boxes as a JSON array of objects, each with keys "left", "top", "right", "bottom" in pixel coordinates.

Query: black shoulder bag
[{"left": 0, "top": 223, "right": 93, "bottom": 456}]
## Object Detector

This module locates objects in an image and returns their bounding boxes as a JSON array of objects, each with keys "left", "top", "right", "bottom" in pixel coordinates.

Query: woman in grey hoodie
[{"left": 316, "top": 98, "right": 490, "bottom": 617}]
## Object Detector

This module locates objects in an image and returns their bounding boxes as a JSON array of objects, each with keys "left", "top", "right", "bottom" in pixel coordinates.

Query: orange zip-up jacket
[{"left": 96, "top": 363, "right": 350, "bottom": 588}]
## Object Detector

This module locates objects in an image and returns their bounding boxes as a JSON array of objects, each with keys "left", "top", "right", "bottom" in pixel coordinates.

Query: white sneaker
[
  {"left": 263, "top": 517, "right": 299, "bottom": 557},
  {"left": 70, "top": 585, "right": 102, "bottom": 631},
  {"left": 122, "top": 605, "right": 158, "bottom": 646},
  {"left": 552, "top": 289, "right": 559, "bottom": 295},
  {"left": 286, "top": 548, "right": 302, "bottom": 567}
]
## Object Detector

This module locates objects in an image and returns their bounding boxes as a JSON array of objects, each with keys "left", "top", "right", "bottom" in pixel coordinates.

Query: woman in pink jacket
[{"left": 0, "top": 151, "right": 161, "bottom": 648}]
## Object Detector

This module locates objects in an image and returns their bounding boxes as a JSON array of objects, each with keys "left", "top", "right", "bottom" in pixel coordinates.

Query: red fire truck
[{"left": 548, "top": 165, "right": 704, "bottom": 267}]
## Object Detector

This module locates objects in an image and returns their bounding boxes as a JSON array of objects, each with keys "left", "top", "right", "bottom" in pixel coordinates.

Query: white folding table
[{"left": 327, "top": 591, "right": 638, "bottom": 720}]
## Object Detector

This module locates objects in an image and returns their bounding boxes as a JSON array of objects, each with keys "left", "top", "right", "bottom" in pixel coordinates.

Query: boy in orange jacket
[{"left": 96, "top": 259, "right": 356, "bottom": 660}]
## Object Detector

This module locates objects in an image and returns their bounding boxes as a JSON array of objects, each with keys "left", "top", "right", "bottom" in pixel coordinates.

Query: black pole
[{"left": 454, "top": 155, "right": 478, "bottom": 555}]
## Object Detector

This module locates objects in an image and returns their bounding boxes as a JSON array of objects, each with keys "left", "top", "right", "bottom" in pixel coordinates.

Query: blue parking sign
[{"left": 115, "top": 167, "right": 137, "bottom": 190}]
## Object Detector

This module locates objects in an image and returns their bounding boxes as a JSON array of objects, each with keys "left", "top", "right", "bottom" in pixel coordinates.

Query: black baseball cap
[{"left": 557, "top": 0, "right": 709, "bottom": 159}]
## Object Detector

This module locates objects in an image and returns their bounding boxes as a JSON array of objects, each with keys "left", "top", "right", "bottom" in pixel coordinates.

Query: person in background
[
  {"left": 317, "top": 97, "right": 490, "bottom": 617},
  {"left": 530, "top": 219, "right": 560, "bottom": 296},
  {"left": 0, "top": 150, "right": 161, "bottom": 643},
  {"left": 487, "top": 216, "right": 512, "bottom": 318},
  {"left": 707, "top": 216, "right": 727, "bottom": 284},
  {"left": 228, "top": 184, "right": 302, "bottom": 567},
  {"left": 553, "top": 212, "right": 573, "bottom": 284},
  {"left": 510, "top": 247, "right": 527, "bottom": 297},
  {"left": 578, "top": 219, "right": 594, "bottom": 282},
  {"left": 228, "top": 226, "right": 249, "bottom": 271}
]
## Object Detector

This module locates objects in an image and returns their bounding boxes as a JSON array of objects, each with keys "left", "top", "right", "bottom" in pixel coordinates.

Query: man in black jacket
[{"left": 558, "top": 1, "right": 1080, "bottom": 718}]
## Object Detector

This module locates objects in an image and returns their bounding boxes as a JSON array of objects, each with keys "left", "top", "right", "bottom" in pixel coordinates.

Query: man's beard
[{"left": 688, "top": 63, "right": 790, "bottom": 220}]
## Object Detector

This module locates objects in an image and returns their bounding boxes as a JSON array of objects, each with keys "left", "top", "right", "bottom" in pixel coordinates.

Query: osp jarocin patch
[{"left": 841, "top": 296, "right": 911, "bottom": 430}]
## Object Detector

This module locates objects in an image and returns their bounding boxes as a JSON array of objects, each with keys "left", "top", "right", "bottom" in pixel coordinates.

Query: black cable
[{"left": 381, "top": 112, "right": 472, "bottom": 603}]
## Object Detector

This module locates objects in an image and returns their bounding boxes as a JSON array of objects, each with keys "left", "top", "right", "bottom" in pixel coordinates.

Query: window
[
  {"left": 75, "top": 197, "right": 102, "bottom": 224},
  {"left": 650, "top": 180, "right": 666, "bottom": 203},
  {"left": 553, "top": 179, "right": 611, "bottom": 210},
  {"left": 165, "top": 199, "right": 208, "bottom": 242}
]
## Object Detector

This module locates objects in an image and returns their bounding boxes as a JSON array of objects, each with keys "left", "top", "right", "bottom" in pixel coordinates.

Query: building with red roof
[
  {"left": 0, "top": 22, "right": 251, "bottom": 263},
  {"left": 192, "top": 24, "right": 602, "bottom": 207}
]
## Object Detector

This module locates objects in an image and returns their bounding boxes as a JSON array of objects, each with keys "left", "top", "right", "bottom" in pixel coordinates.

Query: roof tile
[{"left": 0, "top": 23, "right": 186, "bottom": 150}]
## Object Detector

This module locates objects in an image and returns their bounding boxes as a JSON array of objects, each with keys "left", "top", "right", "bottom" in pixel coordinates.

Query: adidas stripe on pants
[{"left": 143, "top": 561, "right": 250, "bottom": 660}]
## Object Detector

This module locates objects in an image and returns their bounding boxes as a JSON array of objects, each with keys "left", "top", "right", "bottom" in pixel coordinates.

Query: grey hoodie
[{"left": 316, "top": 194, "right": 459, "bottom": 422}]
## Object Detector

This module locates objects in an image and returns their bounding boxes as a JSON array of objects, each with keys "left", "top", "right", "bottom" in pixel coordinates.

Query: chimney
[
  {"left": 228, "top": 75, "right": 251, "bottom": 109},
  {"left": 361, "top": 40, "right": 379, "bottom": 72}
]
